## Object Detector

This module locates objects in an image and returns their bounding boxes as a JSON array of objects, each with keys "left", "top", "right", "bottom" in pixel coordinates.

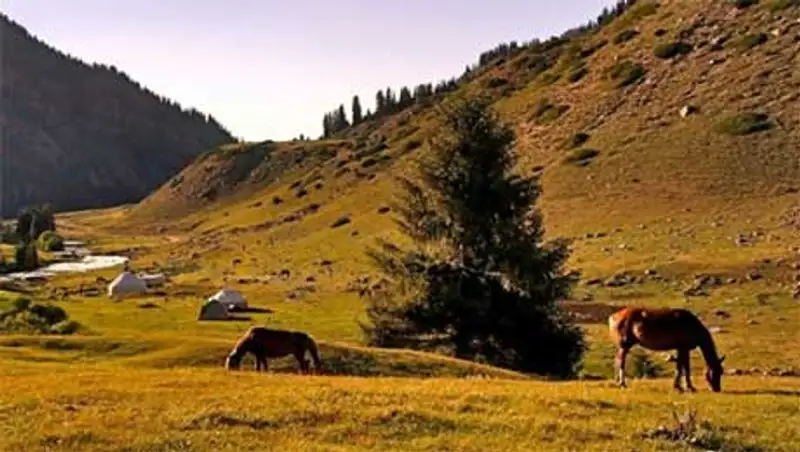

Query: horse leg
[
  {"left": 295, "top": 351, "right": 309, "bottom": 374},
  {"left": 681, "top": 349, "right": 696, "bottom": 392},
  {"left": 673, "top": 349, "right": 685, "bottom": 392},
  {"left": 615, "top": 345, "right": 631, "bottom": 388}
]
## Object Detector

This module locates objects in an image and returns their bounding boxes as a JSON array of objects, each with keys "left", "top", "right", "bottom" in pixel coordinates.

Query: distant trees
[
  {"left": 352, "top": 96, "right": 363, "bottom": 125},
  {"left": 316, "top": 0, "right": 642, "bottom": 138},
  {"left": 361, "top": 94, "right": 586, "bottom": 377}
]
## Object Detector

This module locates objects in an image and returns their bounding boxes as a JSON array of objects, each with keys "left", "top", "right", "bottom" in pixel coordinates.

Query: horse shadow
[
  {"left": 727, "top": 389, "right": 800, "bottom": 397},
  {"left": 232, "top": 306, "right": 273, "bottom": 314}
]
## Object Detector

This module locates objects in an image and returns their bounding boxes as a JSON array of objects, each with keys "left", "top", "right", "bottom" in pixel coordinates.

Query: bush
[
  {"left": 653, "top": 41, "right": 694, "bottom": 59},
  {"left": 715, "top": 112, "right": 773, "bottom": 135},
  {"left": 567, "top": 66, "right": 589, "bottom": 83},
  {"left": 37, "top": 230, "right": 65, "bottom": 252},
  {"left": 608, "top": 61, "right": 646, "bottom": 88},
  {"left": 0, "top": 299, "right": 80, "bottom": 335},
  {"left": 404, "top": 139, "right": 423, "bottom": 152},
  {"left": 532, "top": 100, "right": 570, "bottom": 124},
  {"left": 563, "top": 149, "right": 600, "bottom": 166},
  {"left": 485, "top": 77, "right": 509, "bottom": 89},
  {"left": 613, "top": 29, "right": 640, "bottom": 45},
  {"left": 767, "top": 0, "right": 799, "bottom": 11},
  {"left": 14, "top": 242, "right": 39, "bottom": 271},
  {"left": 331, "top": 216, "right": 352, "bottom": 228},
  {"left": 568, "top": 132, "right": 591, "bottom": 148},
  {"left": 734, "top": 33, "right": 768, "bottom": 51}
]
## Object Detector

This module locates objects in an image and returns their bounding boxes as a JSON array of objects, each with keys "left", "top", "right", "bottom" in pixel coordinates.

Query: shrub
[
  {"left": 331, "top": 216, "right": 352, "bottom": 228},
  {"left": 653, "top": 41, "right": 694, "bottom": 59},
  {"left": 539, "top": 72, "right": 561, "bottom": 85},
  {"left": 532, "top": 100, "right": 570, "bottom": 124},
  {"left": 613, "top": 29, "right": 640, "bottom": 45},
  {"left": 608, "top": 61, "right": 646, "bottom": 88},
  {"left": 767, "top": 0, "right": 799, "bottom": 11},
  {"left": 37, "top": 230, "right": 65, "bottom": 252},
  {"left": 0, "top": 299, "right": 80, "bottom": 335},
  {"left": 485, "top": 77, "right": 509, "bottom": 89},
  {"left": 14, "top": 242, "right": 39, "bottom": 271},
  {"left": 731, "top": 0, "right": 759, "bottom": 7},
  {"left": 568, "top": 132, "right": 591, "bottom": 148},
  {"left": 404, "top": 139, "right": 423, "bottom": 152},
  {"left": 715, "top": 112, "right": 773, "bottom": 135},
  {"left": 563, "top": 149, "right": 600, "bottom": 166},
  {"left": 567, "top": 66, "right": 589, "bottom": 83},
  {"left": 734, "top": 33, "right": 768, "bottom": 51}
]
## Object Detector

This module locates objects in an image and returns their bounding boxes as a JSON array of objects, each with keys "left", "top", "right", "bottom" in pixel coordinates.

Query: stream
[{"left": 0, "top": 240, "right": 129, "bottom": 283}]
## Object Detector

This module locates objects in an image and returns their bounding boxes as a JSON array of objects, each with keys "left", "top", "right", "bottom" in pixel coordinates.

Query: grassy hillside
[{"left": 2, "top": 1, "right": 800, "bottom": 450}]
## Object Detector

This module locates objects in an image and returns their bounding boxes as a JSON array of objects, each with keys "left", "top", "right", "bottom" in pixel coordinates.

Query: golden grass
[
  {"left": 2, "top": 1, "right": 800, "bottom": 449},
  {"left": 0, "top": 369, "right": 797, "bottom": 451}
]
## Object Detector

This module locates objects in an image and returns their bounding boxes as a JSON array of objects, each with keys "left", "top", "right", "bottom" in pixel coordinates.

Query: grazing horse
[
  {"left": 225, "top": 326, "right": 322, "bottom": 374},
  {"left": 608, "top": 307, "right": 725, "bottom": 392}
]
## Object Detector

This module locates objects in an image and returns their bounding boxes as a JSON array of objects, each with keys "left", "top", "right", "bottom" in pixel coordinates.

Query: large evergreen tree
[{"left": 361, "top": 94, "right": 585, "bottom": 378}]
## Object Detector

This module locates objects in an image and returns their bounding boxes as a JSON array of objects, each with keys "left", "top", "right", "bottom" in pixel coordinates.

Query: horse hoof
[
  {"left": 673, "top": 386, "right": 684, "bottom": 393},
  {"left": 687, "top": 387, "right": 697, "bottom": 393}
]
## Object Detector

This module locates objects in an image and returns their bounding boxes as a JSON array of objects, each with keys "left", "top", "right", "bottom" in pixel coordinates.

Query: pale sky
[{"left": 3, "top": 1, "right": 615, "bottom": 141}]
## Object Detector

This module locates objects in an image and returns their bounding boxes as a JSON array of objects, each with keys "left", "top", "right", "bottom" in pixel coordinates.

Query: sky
[{"left": 3, "top": 0, "right": 616, "bottom": 141}]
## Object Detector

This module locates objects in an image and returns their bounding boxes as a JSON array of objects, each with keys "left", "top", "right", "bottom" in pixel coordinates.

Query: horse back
[{"left": 615, "top": 307, "right": 706, "bottom": 350}]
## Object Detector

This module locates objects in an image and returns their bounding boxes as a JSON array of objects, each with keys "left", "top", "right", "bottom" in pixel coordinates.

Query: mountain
[
  {"left": 130, "top": 0, "right": 799, "bottom": 234},
  {"left": 0, "top": 13, "right": 235, "bottom": 218}
]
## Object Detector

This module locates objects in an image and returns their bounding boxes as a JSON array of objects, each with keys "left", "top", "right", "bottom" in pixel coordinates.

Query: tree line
[
  {"left": 321, "top": 79, "right": 458, "bottom": 138},
  {"left": 319, "top": 0, "right": 642, "bottom": 139}
]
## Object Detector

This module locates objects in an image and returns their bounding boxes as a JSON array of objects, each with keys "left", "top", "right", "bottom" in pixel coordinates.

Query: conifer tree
[
  {"left": 352, "top": 95, "right": 363, "bottom": 125},
  {"left": 362, "top": 94, "right": 585, "bottom": 378}
]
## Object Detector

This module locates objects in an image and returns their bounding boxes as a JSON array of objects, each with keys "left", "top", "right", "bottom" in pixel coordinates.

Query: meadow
[{"left": 1, "top": 0, "right": 799, "bottom": 450}]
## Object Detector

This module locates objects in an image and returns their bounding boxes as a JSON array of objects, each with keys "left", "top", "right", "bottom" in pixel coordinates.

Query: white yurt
[
  {"left": 209, "top": 288, "right": 248, "bottom": 310},
  {"left": 197, "top": 300, "right": 229, "bottom": 320},
  {"left": 138, "top": 272, "right": 167, "bottom": 288},
  {"left": 107, "top": 271, "right": 148, "bottom": 298}
]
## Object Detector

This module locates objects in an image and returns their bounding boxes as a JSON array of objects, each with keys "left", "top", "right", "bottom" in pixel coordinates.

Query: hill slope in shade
[{"left": 0, "top": 13, "right": 235, "bottom": 217}]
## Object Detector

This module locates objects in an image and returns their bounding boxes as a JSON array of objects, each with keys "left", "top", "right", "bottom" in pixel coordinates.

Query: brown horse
[
  {"left": 225, "top": 326, "right": 322, "bottom": 374},
  {"left": 608, "top": 307, "right": 725, "bottom": 392}
]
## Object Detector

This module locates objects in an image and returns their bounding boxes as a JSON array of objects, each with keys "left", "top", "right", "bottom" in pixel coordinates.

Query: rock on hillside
[{"left": 0, "top": 14, "right": 234, "bottom": 218}]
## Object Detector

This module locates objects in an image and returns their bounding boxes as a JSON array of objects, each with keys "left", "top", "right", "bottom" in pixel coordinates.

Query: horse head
[
  {"left": 225, "top": 348, "right": 245, "bottom": 371},
  {"left": 705, "top": 354, "right": 725, "bottom": 392}
]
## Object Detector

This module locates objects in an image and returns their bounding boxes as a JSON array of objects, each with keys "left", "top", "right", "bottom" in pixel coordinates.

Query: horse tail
[{"left": 304, "top": 335, "right": 322, "bottom": 370}]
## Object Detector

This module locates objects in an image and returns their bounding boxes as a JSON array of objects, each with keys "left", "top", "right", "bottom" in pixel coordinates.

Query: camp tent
[
  {"left": 138, "top": 273, "right": 167, "bottom": 288},
  {"left": 107, "top": 271, "right": 148, "bottom": 298},
  {"left": 209, "top": 289, "right": 248, "bottom": 310},
  {"left": 197, "top": 300, "right": 229, "bottom": 320}
]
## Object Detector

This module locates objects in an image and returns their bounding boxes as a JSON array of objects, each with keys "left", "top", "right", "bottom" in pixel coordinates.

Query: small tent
[
  {"left": 138, "top": 273, "right": 167, "bottom": 288},
  {"left": 107, "top": 271, "right": 148, "bottom": 298},
  {"left": 209, "top": 289, "right": 248, "bottom": 311},
  {"left": 197, "top": 300, "right": 229, "bottom": 320}
]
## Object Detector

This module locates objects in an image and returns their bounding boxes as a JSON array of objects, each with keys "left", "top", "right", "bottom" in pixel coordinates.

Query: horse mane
[{"left": 689, "top": 313, "right": 722, "bottom": 368}]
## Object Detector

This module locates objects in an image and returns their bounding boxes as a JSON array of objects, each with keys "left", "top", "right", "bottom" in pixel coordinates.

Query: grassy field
[
  {"left": 2, "top": 1, "right": 800, "bottom": 450},
  {"left": 0, "top": 370, "right": 797, "bottom": 452}
]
